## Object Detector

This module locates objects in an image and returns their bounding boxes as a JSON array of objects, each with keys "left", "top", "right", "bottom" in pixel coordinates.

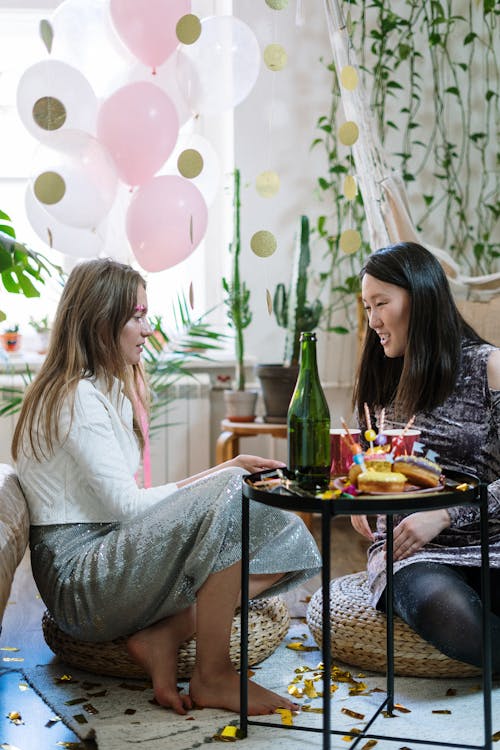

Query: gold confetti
[
  {"left": 18, "top": 682, "right": 29, "bottom": 692},
  {"left": 286, "top": 641, "right": 319, "bottom": 652},
  {"left": 264, "top": 43, "right": 288, "bottom": 71},
  {"left": 250, "top": 230, "right": 277, "bottom": 257},
  {"left": 341, "top": 707, "right": 365, "bottom": 720},
  {"left": 83, "top": 703, "right": 98, "bottom": 715},
  {"left": 338, "top": 121, "right": 359, "bottom": 146},
  {"left": 6, "top": 711, "right": 23, "bottom": 725},
  {"left": 275, "top": 708, "right": 293, "bottom": 725},
  {"left": 212, "top": 724, "right": 244, "bottom": 741},
  {"left": 361, "top": 741, "right": 378, "bottom": 750},
  {"left": 73, "top": 714, "right": 88, "bottom": 724},
  {"left": 87, "top": 689, "right": 107, "bottom": 698},
  {"left": 394, "top": 703, "right": 411, "bottom": 713},
  {"left": 56, "top": 743, "right": 85, "bottom": 748},
  {"left": 2, "top": 657, "right": 24, "bottom": 662},
  {"left": 1, "top": 646, "right": 20, "bottom": 652},
  {"left": 492, "top": 730, "right": 500, "bottom": 741},
  {"left": 301, "top": 705, "right": 323, "bottom": 713},
  {"left": 340, "top": 65, "right": 359, "bottom": 90},
  {"left": 287, "top": 684, "right": 303, "bottom": 698},
  {"left": 176, "top": 14, "right": 201, "bottom": 44},
  {"left": 432, "top": 709, "right": 452, "bottom": 714},
  {"left": 34, "top": 171, "right": 66, "bottom": 205},
  {"left": 46, "top": 715, "right": 62, "bottom": 727},
  {"left": 55, "top": 674, "right": 75, "bottom": 683},
  {"left": 64, "top": 697, "right": 87, "bottom": 706},
  {"left": 343, "top": 728, "right": 361, "bottom": 741},
  {"left": 256, "top": 170, "right": 280, "bottom": 198},
  {"left": 304, "top": 679, "right": 321, "bottom": 698}
]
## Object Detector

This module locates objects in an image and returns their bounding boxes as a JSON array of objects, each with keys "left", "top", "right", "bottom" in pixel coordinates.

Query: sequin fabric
[
  {"left": 366, "top": 340, "right": 500, "bottom": 606},
  {"left": 30, "top": 466, "right": 321, "bottom": 641}
]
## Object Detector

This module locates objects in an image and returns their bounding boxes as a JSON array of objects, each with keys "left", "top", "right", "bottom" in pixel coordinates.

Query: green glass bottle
[{"left": 287, "top": 332, "right": 331, "bottom": 491}]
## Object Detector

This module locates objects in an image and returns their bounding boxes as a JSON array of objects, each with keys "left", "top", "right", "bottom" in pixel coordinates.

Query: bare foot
[
  {"left": 190, "top": 666, "right": 300, "bottom": 715},
  {"left": 127, "top": 608, "right": 195, "bottom": 715}
]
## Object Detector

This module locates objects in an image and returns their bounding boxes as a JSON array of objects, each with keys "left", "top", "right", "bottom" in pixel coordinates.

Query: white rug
[{"left": 22, "top": 622, "right": 499, "bottom": 750}]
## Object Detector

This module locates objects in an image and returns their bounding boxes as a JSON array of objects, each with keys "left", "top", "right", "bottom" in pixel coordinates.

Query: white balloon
[
  {"left": 25, "top": 185, "right": 105, "bottom": 259},
  {"left": 160, "top": 133, "right": 221, "bottom": 206},
  {"left": 17, "top": 59, "right": 98, "bottom": 140},
  {"left": 175, "top": 16, "right": 261, "bottom": 115},
  {"left": 50, "top": 0, "right": 135, "bottom": 98},
  {"left": 29, "top": 129, "right": 118, "bottom": 229}
]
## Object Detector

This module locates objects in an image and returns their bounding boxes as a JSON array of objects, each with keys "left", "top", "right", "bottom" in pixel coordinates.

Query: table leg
[
  {"left": 385, "top": 515, "right": 394, "bottom": 713},
  {"left": 480, "top": 484, "right": 492, "bottom": 750},
  {"left": 240, "top": 491, "right": 250, "bottom": 737},
  {"left": 321, "top": 508, "right": 331, "bottom": 750}
]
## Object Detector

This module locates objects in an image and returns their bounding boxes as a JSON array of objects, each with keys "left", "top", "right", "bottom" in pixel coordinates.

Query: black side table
[{"left": 240, "top": 469, "right": 492, "bottom": 750}]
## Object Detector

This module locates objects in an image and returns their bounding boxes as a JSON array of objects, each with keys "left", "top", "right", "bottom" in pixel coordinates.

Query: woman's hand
[
  {"left": 227, "top": 454, "right": 286, "bottom": 474},
  {"left": 390, "top": 509, "right": 451, "bottom": 561},
  {"left": 351, "top": 514, "right": 374, "bottom": 541}
]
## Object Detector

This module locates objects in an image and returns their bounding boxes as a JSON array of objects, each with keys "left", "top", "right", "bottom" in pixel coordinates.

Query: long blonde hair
[{"left": 12, "top": 258, "right": 149, "bottom": 461}]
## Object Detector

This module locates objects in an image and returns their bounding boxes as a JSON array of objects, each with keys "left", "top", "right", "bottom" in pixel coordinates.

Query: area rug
[{"left": 22, "top": 622, "right": 499, "bottom": 750}]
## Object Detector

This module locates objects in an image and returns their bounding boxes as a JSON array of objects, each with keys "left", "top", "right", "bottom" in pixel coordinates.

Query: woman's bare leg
[
  {"left": 190, "top": 563, "right": 299, "bottom": 715},
  {"left": 127, "top": 606, "right": 195, "bottom": 714}
]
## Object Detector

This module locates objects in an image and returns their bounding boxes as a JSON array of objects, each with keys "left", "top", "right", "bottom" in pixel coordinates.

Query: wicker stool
[
  {"left": 42, "top": 596, "right": 290, "bottom": 680},
  {"left": 306, "top": 572, "right": 480, "bottom": 678}
]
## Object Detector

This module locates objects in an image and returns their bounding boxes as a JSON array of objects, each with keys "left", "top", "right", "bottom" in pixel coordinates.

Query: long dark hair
[{"left": 352, "top": 242, "right": 484, "bottom": 419}]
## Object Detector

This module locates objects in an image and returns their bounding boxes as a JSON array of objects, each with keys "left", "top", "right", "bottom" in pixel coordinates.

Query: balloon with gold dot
[
  {"left": 250, "top": 230, "right": 277, "bottom": 258},
  {"left": 34, "top": 171, "right": 66, "bottom": 205},
  {"left": 264, "top": 44, "right": 287, "bottom": 71},
  {"left": 256, "top": 170, "right": 280, "bottom": 198},
  {"left": 339, "top": 229, "right": 361, "bottom": 254},
  {"left": 338, "top": 121, "right": 359, "bottom": 147},
  {"left": 340, "top": 65, "right": 358, "bottom": 91},
  {"left": 177, "top": 149, "right": 204, "bottom": 179},
  {"left": 176, "top": 14, "right": 201, "bottom": 44},
  {"left": 343, "top": 175, "right": 357, "bottom": 201}
]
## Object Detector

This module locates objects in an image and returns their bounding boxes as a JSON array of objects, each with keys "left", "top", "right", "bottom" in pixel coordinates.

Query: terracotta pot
[
  {"left": 1, "top": 332, "right": 22, "bottom": 353},
  {"left": 223, "top": 389, "right": 258, "bottom": 423},
  {"left": 256, "top": 363, "right": 299, "bottom": 424}
]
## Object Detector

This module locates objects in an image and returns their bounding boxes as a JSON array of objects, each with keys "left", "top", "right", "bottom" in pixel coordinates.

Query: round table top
[
  {"left": 242, "top": 468, "right": 480, "bottom": 516},
  {"left": 220, "top": 418, "right": 287, "bottom": 436}
]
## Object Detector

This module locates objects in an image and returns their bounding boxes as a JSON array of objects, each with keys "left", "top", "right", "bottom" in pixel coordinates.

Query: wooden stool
[
  {"left": 306, "top": 571, "right": 480, "bottom": 678},
  {"left": 216, "top": 419, "right": 313, "bottom": 531}
]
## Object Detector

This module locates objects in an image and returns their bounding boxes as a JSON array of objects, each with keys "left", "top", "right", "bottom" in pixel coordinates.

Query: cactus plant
[
  {"left": 273, "top": 215, "right": 322, "bottom": 367},
  {"left": 222, "top": 168, "right": 252, "bottom": 392}
]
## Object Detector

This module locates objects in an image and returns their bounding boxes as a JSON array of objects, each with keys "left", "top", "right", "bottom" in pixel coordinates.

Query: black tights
[{"left": 379, "top": 562, "right": 500, "bottom": 672}]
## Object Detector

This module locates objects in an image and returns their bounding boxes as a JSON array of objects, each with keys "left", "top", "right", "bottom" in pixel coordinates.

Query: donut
[
  {"left": 357, "top": 470, "right": 407, "bottom": 494},
  {"left": 364, "top": 451, "right": 393, "bottom": 473},
  {"left": 393, "top": 455, "right": 442, "bottom": 488}
]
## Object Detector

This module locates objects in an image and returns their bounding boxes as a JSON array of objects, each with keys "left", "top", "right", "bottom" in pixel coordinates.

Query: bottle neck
[{"left": 299, "top": 337, "right": 318, "bottom": 373}]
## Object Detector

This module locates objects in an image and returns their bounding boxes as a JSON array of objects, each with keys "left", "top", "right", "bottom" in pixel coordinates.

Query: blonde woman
[{"left": 13, "top": 258, "right": 321, "bottom": 716}]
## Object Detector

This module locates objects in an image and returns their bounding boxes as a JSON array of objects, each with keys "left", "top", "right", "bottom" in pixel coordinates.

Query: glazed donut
[
  {"left": 357, "top": 470, "right": 407, "bottom": 494},
  {"left": 393, "top": 455, "right": 442, "bottom": 488}
]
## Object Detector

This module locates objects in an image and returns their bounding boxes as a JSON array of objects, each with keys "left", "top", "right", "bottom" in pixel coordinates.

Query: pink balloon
[
  {"left": 110, "top": 0, "right": 191, "bottom": 69},
  {"left": 97, "top": 81, "right": 179, "bottom": 186},
  {"left": 126, "top": 175, "right": 208, "bottom": 272}
]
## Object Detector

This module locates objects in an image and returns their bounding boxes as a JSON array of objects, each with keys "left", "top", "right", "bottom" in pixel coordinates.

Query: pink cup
[
  {"left": 330, "top": 428, "right": 361, "bottom": 477},
  {"left": 383, "top": 428, "right": 421, "bottom": 455}
]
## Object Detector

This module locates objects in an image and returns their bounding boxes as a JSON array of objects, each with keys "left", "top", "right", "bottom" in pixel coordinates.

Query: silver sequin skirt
[{"left": 29, "top": 467, "right": 321, "bottom": 641}]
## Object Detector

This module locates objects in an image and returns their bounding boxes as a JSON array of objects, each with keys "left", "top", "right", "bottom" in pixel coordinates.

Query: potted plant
[
  {"left": 256, "top": 215, "right": 323, "bottom": 423},
  {"left": 222, "top": 168, "right": 258, "bottom": 422},
  {"left": 1, "top": 324, "right": 21, "bottom": 353},
  {"left": 28, "top": 315, "right": 51, "bottom": 354}
]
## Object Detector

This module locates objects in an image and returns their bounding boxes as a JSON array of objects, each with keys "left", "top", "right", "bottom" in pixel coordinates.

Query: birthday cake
[{"left": 339, "top": 405, "right": 442, "bottom": 495}]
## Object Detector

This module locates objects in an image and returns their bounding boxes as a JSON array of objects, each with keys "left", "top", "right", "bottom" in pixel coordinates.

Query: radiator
[{"left": 0, "top": 373, "right": 211, "bottom": 485}]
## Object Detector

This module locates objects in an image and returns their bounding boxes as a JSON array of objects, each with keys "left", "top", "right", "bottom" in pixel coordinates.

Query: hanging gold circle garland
[
  {"left": 338, "top": 121, "right": 359, "bottom": 147},
  {"left": 339, "top": 229, "right": 361, "bottom": 254},
  {"left": 250, "top": 230, "right": 277, "bottom": 257},
  {"left": 34, "top": 171, "right": 66, "bottom": 205},
  {"left": 340, "top": 65, "right": 358, "bottom": 91},
  {"left": 256, "top": 170, "right": 280, "bottom": 198},
  {"left": 265, "top": 0, "right": 289, "bottom": 9},
  {"left": 177, "top": 149, "right": 204, "bottom": 179},
  {"left": 33, "top": 96, "right": 66, "bottom": 131},
  {"left": 263, "top": 43, "right": 288, "bottom": 71},
  {"left": 176, "top": 14, "right": 201, "bottom": 44},
  {"left": 343, "top": 175, "right": 357, "bottom": 200}
]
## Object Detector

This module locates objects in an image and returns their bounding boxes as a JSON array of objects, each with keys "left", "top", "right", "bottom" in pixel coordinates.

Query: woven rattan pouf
[
  {"left": 42, "top": 596, "right": 290, "bottom": 680},
  {"left": 306, "top": 572, "right": 480, "bottom": 678}
]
